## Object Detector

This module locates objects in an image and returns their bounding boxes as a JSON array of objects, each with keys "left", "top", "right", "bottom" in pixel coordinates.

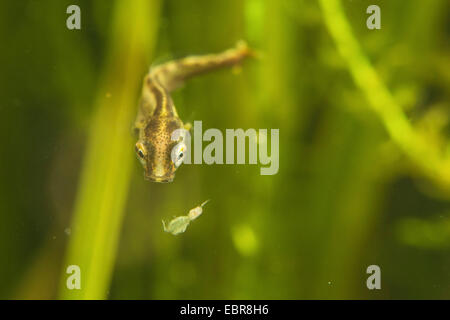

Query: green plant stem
[
  {"left": 59, "top": 0, "right": 160, "bottom": 299},
  {"left": 318, "top": 0, "right": 450, "bottom": 190}
]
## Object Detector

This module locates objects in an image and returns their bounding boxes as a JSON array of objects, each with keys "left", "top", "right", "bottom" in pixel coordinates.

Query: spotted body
[{"left": 134, "top": 41, "right": 254, "bottom": 183}]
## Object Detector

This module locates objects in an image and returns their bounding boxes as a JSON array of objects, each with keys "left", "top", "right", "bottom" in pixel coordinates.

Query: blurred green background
[{"left": 0, "top": 0, "right": 449, "bottom": 299}]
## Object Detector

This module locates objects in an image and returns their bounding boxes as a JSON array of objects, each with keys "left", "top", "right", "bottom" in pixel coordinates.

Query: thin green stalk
[
  {"left": 59, "top": 0, "right": 160, "bottom": 299},
  {"left": 318, "top": 0, "right": 450, "bottom": 190}
]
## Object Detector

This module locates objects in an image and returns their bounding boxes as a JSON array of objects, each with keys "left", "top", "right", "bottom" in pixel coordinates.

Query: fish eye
[
  {"left": 135, "top": 142, "right": 146, "bottom": 159},
  {"left": 172, "top": 143, "right": 186, "bottom": 168}
]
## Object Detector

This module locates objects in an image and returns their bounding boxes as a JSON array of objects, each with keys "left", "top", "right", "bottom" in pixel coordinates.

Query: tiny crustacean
[
  {"left": 134, "top": 41, "right": 254, "bottom": 183},
  {"left": 162, "top": 200, "right": 210, "bottom": 235}
]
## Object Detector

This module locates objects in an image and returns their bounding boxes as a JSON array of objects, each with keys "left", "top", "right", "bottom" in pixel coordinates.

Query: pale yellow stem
[
  {"left": 318, "top": 0, "right": 450, "bottom": 190},
  {"left": 59, "top": 0, "right": 161, "bottom": 299}
]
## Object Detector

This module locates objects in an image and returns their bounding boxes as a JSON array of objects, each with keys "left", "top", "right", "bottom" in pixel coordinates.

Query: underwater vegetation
[{"left": 0, "top": 0, "right": 449, "bottom": 299}]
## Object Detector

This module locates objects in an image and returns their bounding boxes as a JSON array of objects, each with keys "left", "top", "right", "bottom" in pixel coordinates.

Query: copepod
[{"left": 162, "top": 200, "right": 210, "bottom": 235}]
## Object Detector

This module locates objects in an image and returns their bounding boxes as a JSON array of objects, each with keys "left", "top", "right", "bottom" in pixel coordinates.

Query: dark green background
[{"left": 0, "top": 0, "right": 449, "bottom": 299}]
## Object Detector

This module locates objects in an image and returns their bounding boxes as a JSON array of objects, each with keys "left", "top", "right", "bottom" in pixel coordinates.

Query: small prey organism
[
  {"left": 134, "top": 41, "right": 254, "bottom": 183},
  {"left": 162, "top": 200, "right": 210, "bottom": 235}
]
